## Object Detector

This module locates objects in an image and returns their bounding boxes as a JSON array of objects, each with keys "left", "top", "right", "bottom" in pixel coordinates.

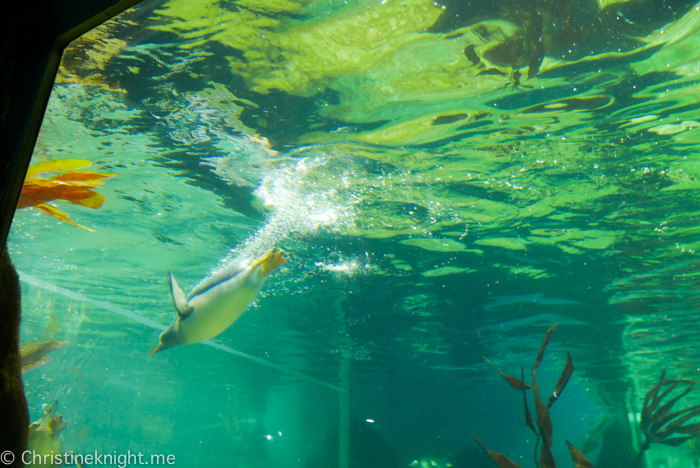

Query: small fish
[
  {"left": 150, "top": 248, "right": 287, "bottom": 355},
  {"left": 20, "top": 339, "right": 69, "bottom": 372}
]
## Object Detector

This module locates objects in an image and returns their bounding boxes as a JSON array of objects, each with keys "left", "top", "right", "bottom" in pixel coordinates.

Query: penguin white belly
[{"left": 179, "top": 282, "right": 262, "bottom": 344}]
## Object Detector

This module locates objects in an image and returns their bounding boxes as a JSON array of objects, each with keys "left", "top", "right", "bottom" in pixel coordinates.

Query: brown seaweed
[
  {"left": 634, "top": 369, "right": 700, "bottom": 467},
  {"left": 20, "top": 339, "right": 69, "bottom": 372},
  {"left": 484, "top": 357, "right": 532, "bottom": 391},
  {"left": 566, "top": 440, "right": 593, "bottom": 468},
  {"left": 533, "top": 322, "right": 559, "bottom": 372},
  {"left": 522, "top": 365, "right": 537, "bottom": 435},
  {"left": 472, "top": 433, "right": 522, "bottom": 468},
  {"left": 18, "top": 159, "right": 115, "bottom": 231},
  {"left": 473, "top": 323, "right": 592, "bottom": 468},
  {"left": 547, "top": 348, "right": 574, "bottom": 409}
]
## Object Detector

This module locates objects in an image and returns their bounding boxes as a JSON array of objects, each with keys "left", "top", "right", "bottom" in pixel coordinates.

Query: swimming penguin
[{"left": 150, "top": 247, "right": 287, "bottom": 355}]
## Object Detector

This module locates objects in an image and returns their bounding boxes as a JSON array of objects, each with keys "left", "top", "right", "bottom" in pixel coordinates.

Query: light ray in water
[{"left": 17, "top": 271, "right": 341, "bottom": 392}]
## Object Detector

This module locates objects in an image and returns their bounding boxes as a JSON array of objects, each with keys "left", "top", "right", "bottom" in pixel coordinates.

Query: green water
[{"left": 9, "top": 0, "right": 700, "bottom": 466}]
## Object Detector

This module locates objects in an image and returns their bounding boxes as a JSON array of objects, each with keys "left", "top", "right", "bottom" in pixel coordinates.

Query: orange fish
[{"left": 18, "top": 159, "right": 115, "bottom": 231}]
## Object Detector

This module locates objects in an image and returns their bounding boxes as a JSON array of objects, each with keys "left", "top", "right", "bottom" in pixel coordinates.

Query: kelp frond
[
  {"left": 473, "top": 323, "right": 592, "bottom": 468},
  {"left": 635, "top": 369, "right": 700, "bottom": 467}
]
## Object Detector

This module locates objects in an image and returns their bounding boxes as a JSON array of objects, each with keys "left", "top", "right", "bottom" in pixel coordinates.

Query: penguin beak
[
  {"left": 149, "top": 343, "right": 163, "bottom": 356},
  {"left": 255, "top": 248, "right": 288, "bottom": 276}
]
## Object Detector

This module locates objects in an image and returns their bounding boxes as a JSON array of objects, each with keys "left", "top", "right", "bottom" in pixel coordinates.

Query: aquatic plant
[
  {"left": 18, "top": 159, "right": 115, "bottom": 231},
  {"left": 19, "top": 339, "right": 69, "bottom": 372},
  {"left": 634, "top": 369, "right": 700, "bottom": 467},
  {"left": 27, "top": 401, "right": 69, "bottom": 464},
  {"left": 471, "top": 322, "right": 592, "bottom": 468}
]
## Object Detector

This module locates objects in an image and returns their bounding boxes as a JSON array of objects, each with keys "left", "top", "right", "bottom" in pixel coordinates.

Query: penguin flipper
[{"left": 168, "top": 273, "right": 192, "bottom": 319}]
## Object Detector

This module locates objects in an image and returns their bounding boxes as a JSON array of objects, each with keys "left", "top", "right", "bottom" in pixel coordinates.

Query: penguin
[{"left": 150, "top": 248, "right": 287, "bottom": 355}]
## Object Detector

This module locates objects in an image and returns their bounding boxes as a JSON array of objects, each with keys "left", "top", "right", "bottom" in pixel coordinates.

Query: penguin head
[{"left": 150, "top": 328, "right": 181, "bottom": 356}]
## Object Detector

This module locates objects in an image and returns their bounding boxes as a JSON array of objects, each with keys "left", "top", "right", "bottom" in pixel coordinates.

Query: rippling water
[{"left": 10, "top": 0, "right": 700, "bottom": 467}]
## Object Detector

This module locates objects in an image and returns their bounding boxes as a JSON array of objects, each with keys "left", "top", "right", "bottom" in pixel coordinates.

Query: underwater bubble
[{"left": 206, "top": 151, "right": 358, "bottom": 273}]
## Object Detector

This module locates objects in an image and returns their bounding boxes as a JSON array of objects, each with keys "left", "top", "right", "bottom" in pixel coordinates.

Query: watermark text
[{"left": 1, "top": 450, "right": 175, "bottom": 467}]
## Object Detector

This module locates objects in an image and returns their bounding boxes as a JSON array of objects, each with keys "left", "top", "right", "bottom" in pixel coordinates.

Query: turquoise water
[{"left": 10, "top": 0, "right": 700, "bottom": 466}]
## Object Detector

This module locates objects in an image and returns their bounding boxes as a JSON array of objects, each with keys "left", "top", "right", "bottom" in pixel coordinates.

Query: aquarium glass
[{"left": 10, "top": 0, "right": 700, "bottom": 467}]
